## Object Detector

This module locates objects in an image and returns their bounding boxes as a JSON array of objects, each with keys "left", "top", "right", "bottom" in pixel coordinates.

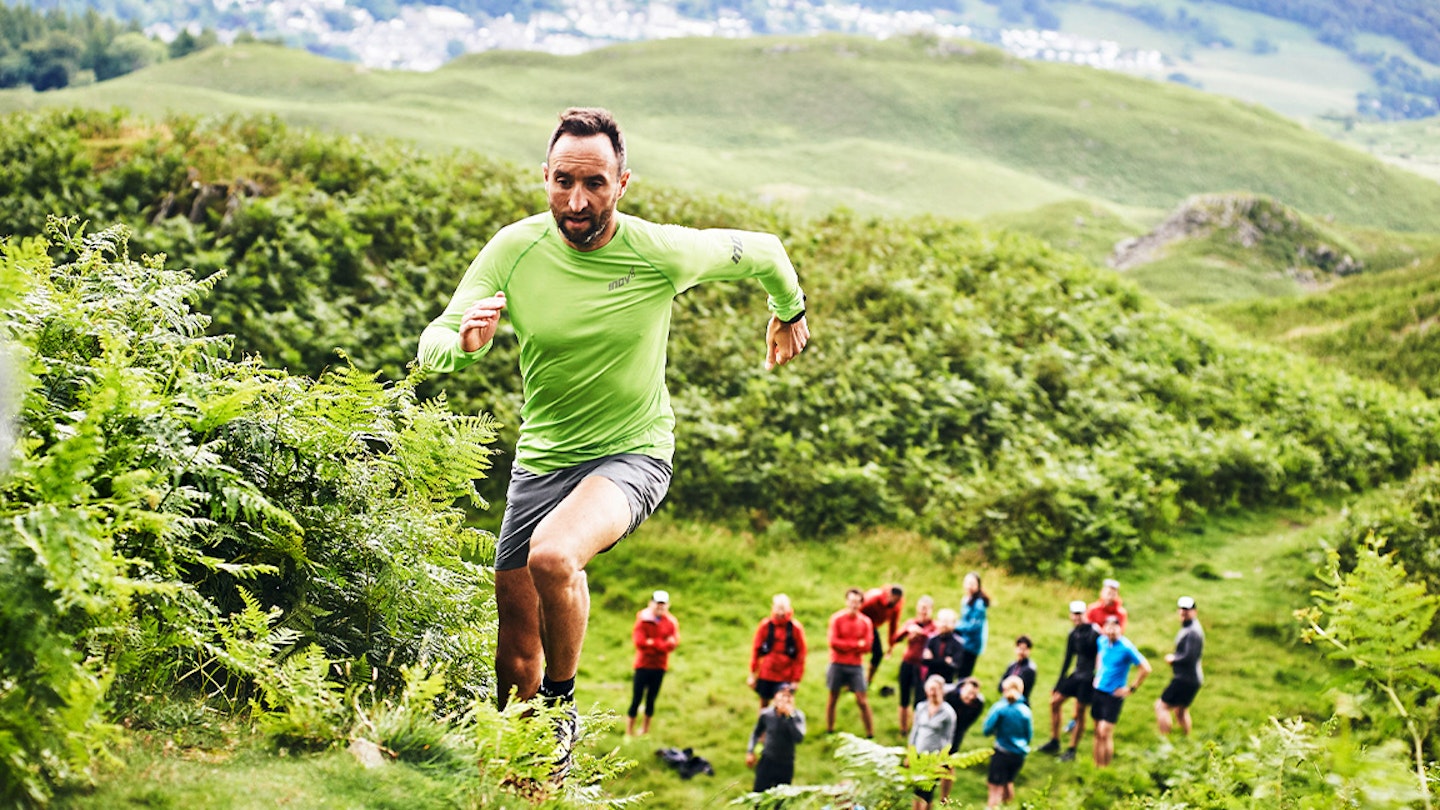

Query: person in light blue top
[
  {"left": 1090, "top": 616, "right": 1151, "bottom": 767},
  {"left": 955, "top": 572, "right": 990, "bottom": 679},
  {"left": 983, "top": 675, "right": 1033, "bottom": 808}
]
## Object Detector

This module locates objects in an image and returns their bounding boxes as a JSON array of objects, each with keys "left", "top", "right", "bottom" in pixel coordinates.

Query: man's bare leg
[
  {"left": 856, "top": 693, "right": 874, "bottom": 737},
  {"left": 1155, "top": 698, "right": 1172, "bottom": 735},
  {"left": 1069, "top": 703, "right": 1087, "bottom": 750},
  {"left": 494, "top": 475, "right": 631, "bottom": 709},
  {"left": 495, "top": 567, "right": 543, "bottom": 708},
  {"left": 526, "top": 476, "right": 631, "bottom": 686}
]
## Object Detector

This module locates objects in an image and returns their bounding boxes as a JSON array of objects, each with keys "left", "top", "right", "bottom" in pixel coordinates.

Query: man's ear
[{"left": 618, "top": 168, "right": 631, "bottom": 197}]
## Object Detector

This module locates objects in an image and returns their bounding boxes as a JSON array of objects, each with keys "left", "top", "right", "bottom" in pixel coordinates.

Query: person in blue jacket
[
  {"left": 983, "top": 675, "right": 1033, "bottom": 808},
  {"left": 955, "top": 572, "right": 990, "bottom": 679}
]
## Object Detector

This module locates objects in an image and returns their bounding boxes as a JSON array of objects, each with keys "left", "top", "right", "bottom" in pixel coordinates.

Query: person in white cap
[
  {"left": 628, "top": 589, "right": 679, "bottom": 735},
  {"left": 1039, "top": 600, "right": 1100, "bottom": 761},
  {"left": 1155, "top": 596, "right": 1204, "bottom": 736}
]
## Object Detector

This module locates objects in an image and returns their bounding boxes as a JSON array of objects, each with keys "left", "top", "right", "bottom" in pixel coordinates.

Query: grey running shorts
[
  {"left": 826, "top": 663, "right": 868, "bottom": 694},
  {"left": 494, "top": 453, "right": 672, "bottom": 571}
]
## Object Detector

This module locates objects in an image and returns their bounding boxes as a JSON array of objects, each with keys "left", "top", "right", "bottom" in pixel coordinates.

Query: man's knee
[{"left": 527, "top": 543, "right": 582, "bottom": 588}]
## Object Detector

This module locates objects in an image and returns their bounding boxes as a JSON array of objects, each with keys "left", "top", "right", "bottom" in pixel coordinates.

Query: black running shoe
[
  {"left": 1059, "top": 747, "right": 1077, "bottom": 762},
  {"left": 539, "top": 684, "right": 578, "bottom": 785},
  {"left": 1039, "top": 738, "right": 1062, "bottom": 755}
]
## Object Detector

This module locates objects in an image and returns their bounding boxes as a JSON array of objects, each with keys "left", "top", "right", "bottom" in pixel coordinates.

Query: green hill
[
  {"left": 5, "top": 36, "right": 1440, "bottom": 232},
  {"left": 1206, "top": 250, "right": 1440, "bottom": 395}
]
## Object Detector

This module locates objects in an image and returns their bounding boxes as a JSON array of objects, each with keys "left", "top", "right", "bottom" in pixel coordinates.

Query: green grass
[
  {"left": 980, "top": 199, "right": 1161, "bottom": 266},
  {"left": 56, "top": 735, "right": 466, "bottom": 810},
  {"left": 1317, "top": 115, "right": 1440, "bottom": 184},
  {"left": 5, "top": 35, "right": 1440, "bottom": 232},
  {"left": 1204, "top": 251, "right": 1440, "bottom": 394},
  {"left": 575, "top": 505, "right": 1336, "bottom": 808},
  {"left": 54, "top": 501, "right": 1347, "bottom": 808}
]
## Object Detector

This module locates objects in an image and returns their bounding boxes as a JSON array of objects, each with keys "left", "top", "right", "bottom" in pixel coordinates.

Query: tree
[
  {"left": 1298, "top": 534, "right": 1440, "bottom": 810},
  {"left": 95, "top": 31, "right": 165, "bottom": 80}
]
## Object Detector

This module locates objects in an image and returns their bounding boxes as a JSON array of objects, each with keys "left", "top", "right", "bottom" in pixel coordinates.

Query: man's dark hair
[
  {"left": 846, "top": 587, "right": 863, "bottom": 599},
  {"left": 889, "top": 585, "right": 903, "bottom": 598},
  {"left": 1016, "top": 635, "right": 1032, "bottom": 648},
  {"left": 548, "top": 107, "right": 626, "bottom": 172}
]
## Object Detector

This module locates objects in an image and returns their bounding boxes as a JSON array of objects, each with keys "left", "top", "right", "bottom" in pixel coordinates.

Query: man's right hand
[
  {"left": 460, "top": 291, "right": 506, "bottom": 352},
  {"left": 745, "top": 752, "right": 757, "bottom": 768}
]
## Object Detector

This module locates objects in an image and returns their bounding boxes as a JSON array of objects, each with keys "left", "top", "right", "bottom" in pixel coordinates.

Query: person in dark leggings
[{"left": 628, "top": 590, "right": 679, "bottom": 736}]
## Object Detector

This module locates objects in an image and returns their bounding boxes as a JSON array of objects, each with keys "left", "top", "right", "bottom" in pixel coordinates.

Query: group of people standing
[{"left": 624, "top": 576, "right": 1206, "bottom": 808}]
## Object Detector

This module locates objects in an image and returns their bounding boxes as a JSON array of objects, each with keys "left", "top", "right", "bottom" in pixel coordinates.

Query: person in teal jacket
[
  {"left": 983, "top": 675, "right": 1033, "bottom": 808},
  {"left": 417, "top": 107, "right": 811, "bottom": 782},
  {"left": 955, "top": 572, "right": 990, "bottom": 679}
]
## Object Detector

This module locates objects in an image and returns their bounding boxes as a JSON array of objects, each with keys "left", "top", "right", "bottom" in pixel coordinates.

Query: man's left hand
[{"left": 766, "top": 315, "right": 810, "bottom": 370}]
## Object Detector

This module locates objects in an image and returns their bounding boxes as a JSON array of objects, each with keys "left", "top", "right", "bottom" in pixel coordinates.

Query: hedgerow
[{"left": 3, "top": 108, "right": 1439, "bottom": 579}]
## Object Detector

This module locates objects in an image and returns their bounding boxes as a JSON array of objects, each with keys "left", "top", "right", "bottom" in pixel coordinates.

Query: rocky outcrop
[{"left": 1109, "top": 193, "right": 1362, "bottom": 277}]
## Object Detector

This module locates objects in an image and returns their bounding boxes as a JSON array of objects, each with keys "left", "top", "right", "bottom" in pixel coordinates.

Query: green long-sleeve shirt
[{"left": 418, "top": 212, "right": 806, "bottom": 473}]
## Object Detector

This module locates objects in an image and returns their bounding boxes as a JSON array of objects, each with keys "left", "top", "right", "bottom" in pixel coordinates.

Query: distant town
[{"left": 150, "top": 0, "right": 1165, "bottom": 76}]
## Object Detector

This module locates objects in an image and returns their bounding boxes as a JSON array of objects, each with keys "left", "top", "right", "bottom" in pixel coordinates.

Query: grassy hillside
[
  {"left": 4, "top": 36, "right": 1440, "bottom": 232},
  {"left": 1205, "top": 251, "right": 1440, "bottom": 395}
]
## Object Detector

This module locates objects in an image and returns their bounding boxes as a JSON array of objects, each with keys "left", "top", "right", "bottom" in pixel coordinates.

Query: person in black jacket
[
  {"left": 938, "top": 676, "right": 986, "bottom": 805},
  {"left": 921, "top": 608, "right": 964, "bottom": 684},
  {"left": 746, "top": 683, "right": 807, "bottom": 792},
  {"left": 998, "top": 635, "right": 1037, "bottom": 703},
  {"left": 1039, "top": 601, "right": 1099, "bottom": 761}
]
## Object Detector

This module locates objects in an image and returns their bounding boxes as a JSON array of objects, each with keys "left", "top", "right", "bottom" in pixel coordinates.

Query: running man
[
  {"left": 860, "top": 584, "right": 905, "bottom": 684},
  {"left": 1039, "top": 600, "right": 1100, "bottom": 762},
  {"left": 749, "top": 594, "right": 808, "bottom": 707},
  {"left": 826, "top": 587, "right": 876, "bottom": 737},
  {"left": 1155, "top": 596, "right": 1204, "bottom": 736},
  {"left": 628, "top": 589, "right": 679, "bottom": 736},
  {"left": 1091, "top": 616, "right": 1150, "bottom": 767},
  {"left": 418, "top": 107, "right": 810, "bottom": 777}
]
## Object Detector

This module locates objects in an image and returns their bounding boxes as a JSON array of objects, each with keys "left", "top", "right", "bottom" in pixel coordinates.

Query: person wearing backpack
[{"left": 749, "top": 594, "right": 808, "bottom": 707}]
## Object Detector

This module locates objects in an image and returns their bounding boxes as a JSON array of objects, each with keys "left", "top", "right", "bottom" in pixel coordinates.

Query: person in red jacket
[
  {"left": 628, "top": 590, "right": 679, "bottom": 736},
  {"left": 1085, "top": 579, "right": 1128, "bottom": 631},
  {"left": 826, "top": 587, "right": 875, "bottom": 737},
  {"left": 893, "top": 594, "right": 935, "bottom": 734},
  {"left": 860, "top": 584, "right": 905, "bottom": 684},
  {"left": 749, "top": 593, "right": 808, "bottom": 707}
]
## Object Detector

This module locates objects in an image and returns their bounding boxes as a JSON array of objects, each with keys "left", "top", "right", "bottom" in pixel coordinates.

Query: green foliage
[
  {"left": 4, "top": 111, "right": 1439, "bottom": 577},
  {"left": 1298, "top": 534, "right": 1440, "bottom": 806},
  {"left": 729, "top": 733, "right": 991, "bottom": 809},
  {"left": 0, "top": 4, "right": 171, "bottom": 91},
  {"left": 1, "top": 217, "right": 502, "bottom": 803},
  {"left": 1326, "top": 466, "right": 1440, "bottom": 610}
]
